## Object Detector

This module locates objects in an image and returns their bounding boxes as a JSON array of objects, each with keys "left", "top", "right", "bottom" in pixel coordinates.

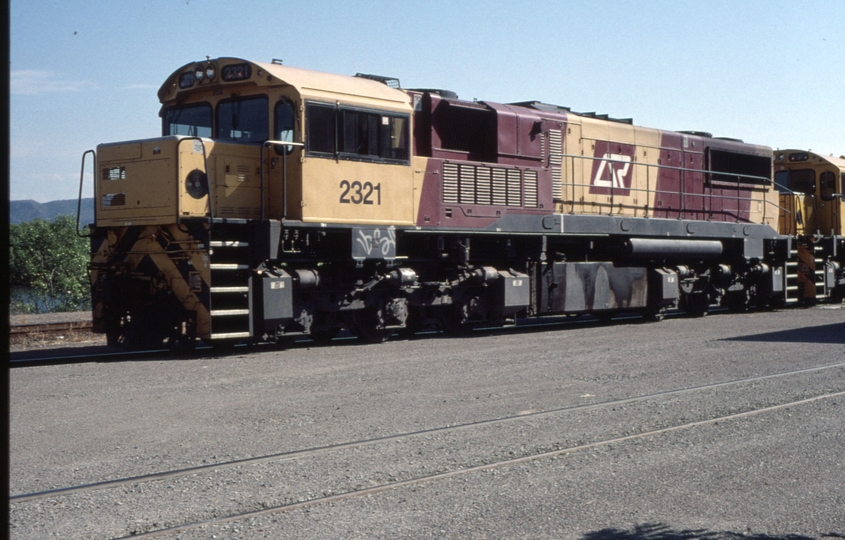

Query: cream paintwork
[
  {"left": 154, "top": 58, "right": 415, "bottom": 224},
  {"left": 774, "top": 150, "right": 845, "bottom": 237},
  {"left": 300, "top": 156, "right": 416, "bottom": 225},
  {"left": 561, "top": 115, "right": 777, "bottom": 227},
  {"left": 96, "top": 139, "right": 179, "bottom": 226},
  {"left": 159, "top": 58, "right": 409, "bottom": 113}
]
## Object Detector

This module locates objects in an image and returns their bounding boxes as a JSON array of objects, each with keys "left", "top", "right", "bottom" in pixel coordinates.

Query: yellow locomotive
[
  {"left": 774, "top": 150, "right": 845, "bottom": 303},
  {"left": 83, "top": 57, "right": 792, "bottom": 348}
]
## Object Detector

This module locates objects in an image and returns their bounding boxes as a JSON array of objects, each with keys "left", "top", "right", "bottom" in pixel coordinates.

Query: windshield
[
  {"left": 217, "top": 96, "right": 268, "bottom": 144},
  {"left": 163, "top": 103, "right": 213, "bottom": 137}
]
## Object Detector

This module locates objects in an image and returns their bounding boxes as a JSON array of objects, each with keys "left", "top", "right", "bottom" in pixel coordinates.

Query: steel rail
[
  {"left": 111, "top": 389, "right": 845, "bottom": 539},
  {"left": 11, "top": 359, "right": 845, "bottom": 505},
  {"left": 10, "top": 321, "right": 93, "bottom": 335}
]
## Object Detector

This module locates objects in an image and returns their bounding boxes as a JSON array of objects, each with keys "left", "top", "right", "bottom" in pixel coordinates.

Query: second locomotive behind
[{"left": 84, "top": 58, "right": 794, "bottom": 348}]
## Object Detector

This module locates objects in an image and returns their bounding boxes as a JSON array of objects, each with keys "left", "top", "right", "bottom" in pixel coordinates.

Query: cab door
[{"left": 816, "top": 169, "right": 841, "bottom": 235}]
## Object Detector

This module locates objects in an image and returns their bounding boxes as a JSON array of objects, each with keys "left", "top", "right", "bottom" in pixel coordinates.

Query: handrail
[
  {"left": 260, "top": 140, "right": 304, "bottom": 221},
  {"left": 176, "top": 137, "right": 211, "bottom": 226},
  {"left": 76, "top": 150, "right": 95, "bottom": 238}
]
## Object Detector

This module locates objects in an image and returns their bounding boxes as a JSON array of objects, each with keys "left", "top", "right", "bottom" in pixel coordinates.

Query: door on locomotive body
[
  {"left": 816, "top": 167, "right": 842, "bottom": 236},
  {"left": 784, "top": 167, "right": 817, "bottom": 235},
  {"left": 298, "top": 100, "right": 416, "bottom": 226},
  {"left": 773, "top": 169, "right": 801, "bottom": 236},
  {"left": 266, "top": 92, "right": 304, "bottom": 220},
  {"left": 559, "top": 120, "right": 581, "bottom": 214}
]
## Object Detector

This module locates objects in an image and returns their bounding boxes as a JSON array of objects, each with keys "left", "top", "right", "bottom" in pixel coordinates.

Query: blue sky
[{"left": 10, "top": 0, "right": 845, "bottom": 202}]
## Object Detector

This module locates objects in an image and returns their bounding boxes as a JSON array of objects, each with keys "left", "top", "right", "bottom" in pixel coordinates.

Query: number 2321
[{"left": 339, "top": 180, "right": 382, "bottom": 205}]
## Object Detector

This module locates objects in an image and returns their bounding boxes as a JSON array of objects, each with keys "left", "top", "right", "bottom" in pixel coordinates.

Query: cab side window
[
  {"left": 274, "top": 99, "right": 296, "bottom": 153},
  {"left": 788, "top": 169, "right": 816, "bottom": 195},
  {"left": 306, "top": 103, "right": 337, "bottom": 155},
  {"left": 774, "top": 171, "right": 790, "bottom": 193},
  {"left": 306, "top": 102, "right": 409, "bottom": 164},
  {"left": 820, "top": 171, "right": 836, "bottom": 201}
]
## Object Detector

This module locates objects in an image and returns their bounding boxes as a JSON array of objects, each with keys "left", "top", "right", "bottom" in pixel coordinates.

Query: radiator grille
[
  {"left": 460, "top": 164, "right": 475, "bottom": 204},
  {"left": 443, "top": 163, "right": 459, "bottom": 203},
  {"left": 492, "top": 168, "right": 508, "bottom": 206},
  {"left": 549, "top": 129, "right": 563, "bottom": 201},
  {"left": 476, "top": 167, "right": 492, "bottom": 205},
  {"left": 507, "top": 169, "right": 521, "bottom": 207},
  {"left": 549, "top": 130, "right": 563, "bottom": 166},
  {"left": 102, "top": 193, "right": 126, "bottom": 207},
  {"left": 552, "top": 168, "right": 563, "bottom": 201},
  {"left": 441, "top": 163, "right": 538, "bottom": 209},
  {"left": 103, "top": 167, "right": 126, "bottom": 181},
  {"left": 524, "top": 170, "right": 538, "bottom": 208}
]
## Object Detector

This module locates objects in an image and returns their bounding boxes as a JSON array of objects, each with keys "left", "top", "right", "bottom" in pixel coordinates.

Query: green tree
[{"left": 9, "top": 215, "right": 91, "bottom": 313}]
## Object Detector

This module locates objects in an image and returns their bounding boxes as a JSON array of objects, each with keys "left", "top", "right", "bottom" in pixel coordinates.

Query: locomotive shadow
[
  {"left": 579, "top": 523, "right": 824, "bottom": 540},
  {"left": 721, "top": 322, "right": 845, "bottom": 345}
]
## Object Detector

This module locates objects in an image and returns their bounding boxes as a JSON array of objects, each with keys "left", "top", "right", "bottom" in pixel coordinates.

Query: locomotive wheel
[
  {"left": 684, "top": 293, "right": 710, "bottom": 318},
  {"left": 352, "top": 307, "right": 392, "bottom": 344},
  {"left": 438, "top": 306, "right": 477, "bottom": 336},
  {"left": 642, "top": 306, "right": 666, "bottom": 322},
  {"left": 396, "top": 307, "right": 427, "bottom": 339},
  {"left": 723, "top": 290, "right": 751, "bottom": 312},
  {"left": 309, "top": 327, "right": 341, "bottom": 344}
]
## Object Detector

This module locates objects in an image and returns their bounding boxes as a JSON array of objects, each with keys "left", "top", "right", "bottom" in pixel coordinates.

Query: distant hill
[{"left": 10, "top": 198, "right": 95, "bottom": 225}]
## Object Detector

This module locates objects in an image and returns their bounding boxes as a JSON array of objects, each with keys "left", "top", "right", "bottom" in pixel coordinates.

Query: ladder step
[
  {"left": 786, "top": 261, "right": 798, "bottom": 267},
  {"left": 211, "top": 309, "right": 250, "bottom": 316},
  {"left": 210, "top": 263, "right": 250, "bottom": 270},
  {"left": 211, "top": 286, "right": 249, "bottom": 293},
  {"left": 210, "top": 241, "right": 249, "bottom": 248},
  {"left": 786, "top": 286, "right": 799, "bottom": 291},
  {"left": 211, "top": 332, "right": 251, "bottom": 339}
]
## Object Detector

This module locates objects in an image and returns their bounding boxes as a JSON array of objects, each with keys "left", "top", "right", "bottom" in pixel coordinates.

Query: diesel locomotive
[{"left": 80, "top": 57, "right": 816, "bottom": 348}]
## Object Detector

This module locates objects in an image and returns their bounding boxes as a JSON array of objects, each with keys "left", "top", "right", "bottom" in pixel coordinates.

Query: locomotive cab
[{"left": 774, "top": 150, "right": 845, "bottom": 301}]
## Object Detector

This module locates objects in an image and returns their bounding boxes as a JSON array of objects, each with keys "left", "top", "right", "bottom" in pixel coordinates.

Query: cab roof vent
[
  {"left": 679, "top": 131, "right": 713, "bottom": 139},
  {"left": 355, "top": 73, "right": 401, "bottom": 89}
]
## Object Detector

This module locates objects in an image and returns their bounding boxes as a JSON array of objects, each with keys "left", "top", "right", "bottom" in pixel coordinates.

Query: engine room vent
[
  {"left": 524, "top": 170, "right": 539, "bottom": 208},
  {"left": 442, "top": 163, "right": 537, "bottom": 208},
  {"left": 102, "top": 193, "right": 126, "bottom": 207},
  {"left": 103, "top": 167, "right": 126, "bottom": 181}
]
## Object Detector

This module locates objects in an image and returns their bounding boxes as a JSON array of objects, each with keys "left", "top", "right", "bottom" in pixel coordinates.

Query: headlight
[
  {"left": 205, "top": 65, "right": 216, "bottom": 80},
  {"left": 195, "top": 66, "right": 205, "bottom": 82}
]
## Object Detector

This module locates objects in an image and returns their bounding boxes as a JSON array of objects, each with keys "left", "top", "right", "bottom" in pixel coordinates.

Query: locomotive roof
[
  {"left": 776, "top": 149, "right": 845, "bottom": 170},
  {"left": 158, "top": 57, "right": 411, "bottom": 111}
]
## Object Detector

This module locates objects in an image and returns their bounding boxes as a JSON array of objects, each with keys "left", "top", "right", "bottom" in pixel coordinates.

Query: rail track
[
  {"left": 118, "top": 391, "right": 845, "bottom": 540},
  {"left": 6, "top": 311, "right": 654, "bottom": 367},
  {"left": 10, "top": 320, "right": 93, "bottom": 336},
  {"left": 10, "top": 360, "right": 845, "bottom": 538}
]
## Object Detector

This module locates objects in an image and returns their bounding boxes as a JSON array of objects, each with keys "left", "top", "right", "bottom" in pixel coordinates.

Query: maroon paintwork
[
  {"left": 413, "top": 95, "right": 567, "bottom": 228},
  {"left": 413, "top": 92, "right": 759, "bottom": 229}
]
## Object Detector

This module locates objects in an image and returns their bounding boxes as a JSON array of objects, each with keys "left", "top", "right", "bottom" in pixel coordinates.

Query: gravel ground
[{"left": 9, "top": 306, "right": 845, "bottom": 539}]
